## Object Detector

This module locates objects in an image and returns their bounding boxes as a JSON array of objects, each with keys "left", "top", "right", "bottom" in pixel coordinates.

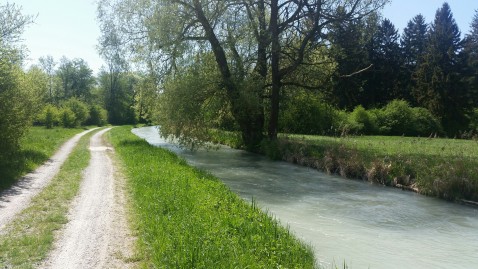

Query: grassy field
[
  {"left": 272, "top": 134, "right": 478, "bottom": 202},
  {"left": 0, "top": 129, "right": 99, "bottom": 268},
  {"left": 0, "top": 126, "right": 85, "bottom": 190},
  {"left": 107, "top": 126, "right": 317, "bottom": 268}
]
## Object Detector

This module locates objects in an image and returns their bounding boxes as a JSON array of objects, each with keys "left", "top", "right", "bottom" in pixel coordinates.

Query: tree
[
  {"left": 363, "top": 18, "right": 402, "bottom": 106},
  {"left": 413, "top": 3, "right": 468, "bottom": 134},
  {"left": 328, "top": 12, "right": 371, "bottom": 109},
  {"left": 56, "top": 57, "right": 95, "bottom": 102},
  {"left": 401, "top": 14, "right": 428, "bottom": 103},
  {"left": 0, "top": 3, "right": 34, "bottom": 179},
  {"left": 463, "top": 10, "right": 478, "bottom": 107},
  {"left": 98, "top": 0, "right": 387, "bottom": 149},
  {"left": 39, "top": 55, "right": 56, "bottom": 103},
  {"left": 0, "top": 3, "right": 35, "bottom": 45}
]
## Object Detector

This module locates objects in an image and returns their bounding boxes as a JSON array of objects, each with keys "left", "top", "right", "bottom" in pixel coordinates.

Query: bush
[
  {"left": 410, "top": 107, "right": 443, "bottom": 136},
  {"left": 62, "top": 98, "right": 88, "bottom": 127},
  {"left": 87, "top": 105, "right": 108, "bottom": 126},
  {"left": 347, "top": 105, "right": 377, "bottom": 135},
  {"left": 280, "top": 90, "right": 338, "bottom": 135},
  {"left": 378, "top": 100, "right": 414, "bottom": 135},
  {"left": 0, "top": 53, "right": 35, "bottom": 166},
  {"left": 39, "top": 105, "right": 60, "bottom": 128},
  {"left": 60, "top": 108, "right": 77, "bottom": 128}
]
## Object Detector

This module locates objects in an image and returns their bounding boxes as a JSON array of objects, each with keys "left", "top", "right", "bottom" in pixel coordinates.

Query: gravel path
[
  {"left": 0, "top": 128, "right": 96, "bottom": 231},
  {"left": 40, "top": 127, "right": 136, "bottom": 269}
]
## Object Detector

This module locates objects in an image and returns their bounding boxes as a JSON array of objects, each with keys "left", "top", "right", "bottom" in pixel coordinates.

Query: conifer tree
[
  {"left": 364, "top": 18, "right": 402, "bottom": 106},
  {"left": 413, "top": 2, "right": 467, "bottom": 134},
  {"left": 401, "top": 14, "right": 428, "bottom": 102}
]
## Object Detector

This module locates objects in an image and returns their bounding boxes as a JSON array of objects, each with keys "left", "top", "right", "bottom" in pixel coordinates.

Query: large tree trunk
[{"left": 193, "top": 0, "right": 264, "bottom": 150}]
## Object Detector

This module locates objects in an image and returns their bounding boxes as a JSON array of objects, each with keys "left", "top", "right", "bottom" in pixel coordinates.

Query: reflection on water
[{"left": 133, "top": 126, "right": 478, "bottom": 269}]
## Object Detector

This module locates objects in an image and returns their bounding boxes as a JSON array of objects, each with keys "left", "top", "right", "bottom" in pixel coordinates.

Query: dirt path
[
  {"left": 0, "top": 128, "right": 96, "bottom": 231},
  {"left": 40, "top": 128, "right": 136, "bottom": 269}
]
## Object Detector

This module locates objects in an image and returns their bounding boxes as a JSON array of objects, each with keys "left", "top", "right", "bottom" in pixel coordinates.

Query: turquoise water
[{"left": 133, "top": 126, "right": 478, "bottom": 269}]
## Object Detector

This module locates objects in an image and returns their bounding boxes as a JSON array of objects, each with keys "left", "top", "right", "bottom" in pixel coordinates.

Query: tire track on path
[{"left": 0, "top": 128, "right": 97, "bottom": 231}]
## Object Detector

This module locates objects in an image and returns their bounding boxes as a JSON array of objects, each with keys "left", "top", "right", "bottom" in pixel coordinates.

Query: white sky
[{"left": 6, "top": 0, "right": 478, "bottom": 75}]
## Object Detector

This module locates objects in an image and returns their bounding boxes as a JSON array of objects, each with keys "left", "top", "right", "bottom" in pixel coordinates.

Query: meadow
[{"left": 107, "top": 126, "right": 317, "bottom": 268}]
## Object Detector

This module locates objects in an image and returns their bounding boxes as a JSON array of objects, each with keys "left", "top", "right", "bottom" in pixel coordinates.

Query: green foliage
[
  {"left": 87, "top": 105, "right": 108, "bottom": 126},
  {"left": 468, "top": 108, "right": 478, "bottom": 133},
  {"left": 157, "top": 54, "right": 230, "bottom": 148},
  {"left": 372, "top": 100, "right": 442, "bottom": 136},
  {"left": 280, "top": 90, "right": 338, "bottom": 135},
  {"left": 108, "top": 126, "right": 316, "bottom": 268},
  {"left": 60, "top": 107, "right": 76, "bottom": 128},
  {"left": 0, "top": 51, "right": 35, "bottom": 166},
  {"left": 40, "top": 104, "right": 60, "bottom": 128},
  {"left": 62, "top": 98, "right": 89, "bottom": 127},
  {"left": 347, "top": 105, "right": 376, "bottom": 134}
]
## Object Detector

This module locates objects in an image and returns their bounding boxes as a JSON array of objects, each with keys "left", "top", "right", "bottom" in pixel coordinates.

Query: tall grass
[
  {"left": 107, "top": 126, "right": 317, "bottom": 268},
  {"left": 0, "top": 127, "right": 85, "bottom": 190},
  {"left": 0, "top": 129, "right": 99, "bottom": 268}
]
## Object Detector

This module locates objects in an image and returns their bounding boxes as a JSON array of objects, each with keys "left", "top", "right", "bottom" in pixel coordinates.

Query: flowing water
[{"left": 133, "top": 126, "right": 478, "bottom": 269}]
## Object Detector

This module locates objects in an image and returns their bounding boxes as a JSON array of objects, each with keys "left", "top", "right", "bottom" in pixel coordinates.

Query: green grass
[
  {"left": 0, "top": 126, "right": 86, "bottom": 191},
  {"left": 107, "top": 126, "right": 317, "bottom": 269},
  {"left": 0, "top": 128, "right": 100, "bottom": 268},
  {"left": 278, "top": 134, "right": 478, "bottom": 202}
]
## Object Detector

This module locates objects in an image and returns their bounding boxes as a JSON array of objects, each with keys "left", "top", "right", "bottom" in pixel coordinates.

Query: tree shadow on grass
[{"left": 0, "top": 149, "right": 48, "bottom": 192}]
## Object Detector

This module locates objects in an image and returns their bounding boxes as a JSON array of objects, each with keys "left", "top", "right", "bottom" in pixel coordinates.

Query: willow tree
[{"left": 98, "top": 0, "right": 387, "bottom": 150}]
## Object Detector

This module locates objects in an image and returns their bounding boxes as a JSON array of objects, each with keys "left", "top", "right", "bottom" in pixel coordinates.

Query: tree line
[
  {"left": 97, "top": 0, "right": 478, "bottom": 150},
  {"left": 0, "top": 3, "right": 156, "bottom": 167}
]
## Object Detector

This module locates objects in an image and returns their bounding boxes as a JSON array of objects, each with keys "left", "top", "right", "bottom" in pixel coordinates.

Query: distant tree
[
  {"left": 56, "top": 57, "right": 95, "bottom": 102},
  {"left": 364, "top": 18, "right": 402, "bottom": 106},
  {"left": 413, "top": 3, "right": 468, "bottom": 134},
  {"left": 39, "top": 55, "right": 56, "bottom": 103},
  {"left": 401, "top": 14, "right": 428, "bottom": 103}
]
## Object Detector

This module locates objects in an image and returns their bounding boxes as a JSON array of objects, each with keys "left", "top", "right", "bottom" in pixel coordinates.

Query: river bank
[
  {"left": 108, "top": 126, "right": 317, "bottom": 268},
  {"left": 134, "top": 126, "right": 478, "bottom": 269},
  {"left": 209, "top": 130, "right": 478, "bottom": 203}
]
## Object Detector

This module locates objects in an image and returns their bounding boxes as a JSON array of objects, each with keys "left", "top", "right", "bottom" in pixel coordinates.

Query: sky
[{"left": 7, "top": 0, "right": 478, "bottom": 75}]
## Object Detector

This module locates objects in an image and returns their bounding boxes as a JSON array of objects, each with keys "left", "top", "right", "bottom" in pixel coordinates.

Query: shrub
[
  {"left": 280, "top": 90, "right": 338, "bottom": 135},
  {"left": 379, "top": 100, "right": 414, "bottom": 136},
  {"left": 60, "top": 108, "right": 77, "bottom": 128},
  {"left": 410, "top": 107, "right": 443, "bottom": 136},
  {"left": 62, "top": 98, "right": 88, "bottom": 127},
  {"left": 87, "top": 105, "right": 108, "bottom": 126},
  {"left": 39, "top": 105, "right": 60, "bottom": 128},
  {"left": 347, "top": 105, "right": 377, "bottom": 135}
]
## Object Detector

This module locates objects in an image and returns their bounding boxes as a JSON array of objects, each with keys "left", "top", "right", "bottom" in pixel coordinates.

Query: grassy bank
[
  {"left": 211, "top": 131, "right": 478, "bottom": 203},
  {"left": 0, "top": 129, "right": 99, "bottom": 268},
  {"left": 0, "top": 126, "right": 85, "bottom": 191},
  {"left": 107, "top": 126, "right": 316, "bottom": 268}
]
